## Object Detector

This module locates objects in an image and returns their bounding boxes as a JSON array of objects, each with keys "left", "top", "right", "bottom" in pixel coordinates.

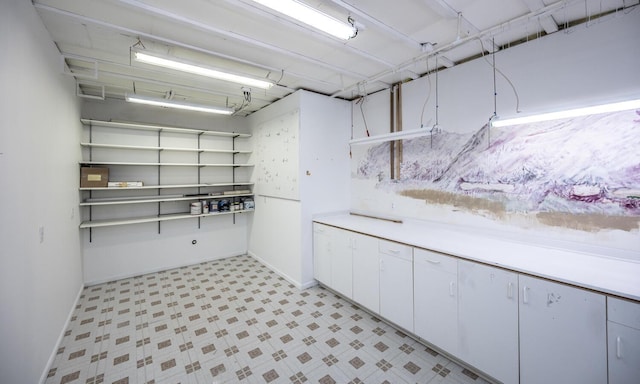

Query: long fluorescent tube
[
  {"left": 134, "top": 52, "right": 274, "bottom": 89},
  {"left": 250, "top": 0, "right": 357, "bottom": 40},
  {"left": 492, "top": 99, "right": 640, "bottom": 127},
  {"left": 349, "top": 128, "right": 431, "bottom": 145},
  {"left": 125, "top": 94, "right": 235, "bottom": 115}
]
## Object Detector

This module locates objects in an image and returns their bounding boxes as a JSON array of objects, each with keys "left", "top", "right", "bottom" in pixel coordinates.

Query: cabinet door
[
  {"left": 608, "top": 297, "right": 640, "bottom": 384},
  {"left": 414, "top": 249, "right": 457, "bottom": 355},
  {"left": 313, "top": 223, "right": 332, "bottom": 284},
  {"left": 351, "top": 233, "right": 380, "bottom": 313},
  {"left": 458, "top": 260, "right": 518, "bottom": 384},
  {"left": 330, "top": 228, "right": 353, "bottom": 299},
  {"left": 519, "top": 275, "right": 606, "bottom": 384},
  {"left": 379, "top": 249, "right": 414, "bottom": 332}
]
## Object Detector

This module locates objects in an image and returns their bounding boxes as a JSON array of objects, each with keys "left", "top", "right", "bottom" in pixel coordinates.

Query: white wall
[
  {"left": 351, "top": 9, "right": 640, "bottom": 255},
  {"left": 248, "top": 90, "right": 351, "bottom": 288},
  {"left": 0, "top": 1, "right": 84, "bottom": 383},
  {"left": 81, "top": 99, "right": 251, "bottom": 284}
]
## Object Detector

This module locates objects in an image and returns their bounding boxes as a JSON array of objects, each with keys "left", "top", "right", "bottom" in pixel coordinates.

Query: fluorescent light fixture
[
  {"left": 349, "top": 128, "right": 431, "bottom": 145},
  {"left": 491, "top": 99, "right": 640, "bottom": 127},
  {"left": 134, "top": 52, "right": 274, "bottom": 89},
  {"left": 250, "top": 0, "right": 357, "bottom": 40},
  {"left": 125, "top": 94, "right": 235, "bottom": 115}
]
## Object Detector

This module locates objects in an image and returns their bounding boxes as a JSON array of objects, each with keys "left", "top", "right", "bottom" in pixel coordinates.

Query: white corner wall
[
  {"left": 0, "top": 1, "right": 84, "bottom": 383},
  {"left": 80, "top": 99, "right": 252, "bottom": 284},
  {"left": 247, "top": 90, "right": 351, "bottom": 288}
]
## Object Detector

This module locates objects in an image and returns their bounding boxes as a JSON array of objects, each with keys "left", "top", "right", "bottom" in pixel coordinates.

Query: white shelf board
[
  {"left": 81, "top": 119, "right": 251, "bottom": 138},
  {"left": 81, "top": 193, "right": 254, "bottom": 206},
  {"left": 79, "top": 182, "right": 254, "bottom": 191},
  {"left": 80, "top": 209, "right": 255, "bottom": 228},
  {"left": 80, "top": 142, "right": 251, "bottom": 154},
  {"left": 80, "top": 161, "right": 254, "bottom": 167}
]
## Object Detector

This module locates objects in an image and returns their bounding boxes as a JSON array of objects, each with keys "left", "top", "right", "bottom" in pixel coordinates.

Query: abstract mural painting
[{"left": 355, "top": 109, "right": 640, "bottom": 231}]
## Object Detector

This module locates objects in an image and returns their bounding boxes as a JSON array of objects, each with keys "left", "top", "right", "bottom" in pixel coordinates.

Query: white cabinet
[
  {"left": 331, "top": 229, "right": 354, "bottom": 299},
  {"left": 519, "top": 275, "right": 606, "bottom": 384},
  {"left": 458, "top": 261, "right": 519, "bottom": 384},
  {"left": 312, "top": 223, "right": 332, "bottom": 285},
  {"left": 379, "top": 240, "right": 414, "bottom": 332},
  {"left": 311, "top": 223, "right": 352, "bottom": 299},
  {"left": 414, "top": 248, "right": 458, "bottom": 354},
  {"left": 352, "top": 232, "right": 380, "bottom": 313},
  {"left": 607, "top": 297, "right": 640, "bottom": 384}
]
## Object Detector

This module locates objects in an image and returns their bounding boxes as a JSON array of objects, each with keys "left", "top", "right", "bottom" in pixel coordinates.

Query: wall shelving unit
[{"left": 79, "top": 119, "right": 254, "bottom": 238}]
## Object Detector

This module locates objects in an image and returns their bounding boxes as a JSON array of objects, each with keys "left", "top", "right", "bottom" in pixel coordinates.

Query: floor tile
[{"left": 45, "top": 255, "right": 492, "bottom": 384}]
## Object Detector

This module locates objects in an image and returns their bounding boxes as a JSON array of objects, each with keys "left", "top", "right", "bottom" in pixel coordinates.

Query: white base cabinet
[
  {"left": 607, "top": 297, "right": 640, "bottom": 384},
  {"left": 312, "top": 223, "right": 352, "bottom": 299},
  {"left": 312, "top": 223, "right": 332, "bottom": 285},
  {"left": 352, "top": 233, "right": 380, "bottom": 313},
  {"left": 414, "top": 248, "right": 458, "bottom": 354},
  {"left": 312, "top": 222, "right": 630, "bottom": 384},
  {"left": 458, "top": 260, "right": 519, "bottom": 384},
  {"left": 519, "top": 275, "right": 607, "bottom": 384},
  {"left": 379, "top": 240, "right": 414, "bottom": 332}
]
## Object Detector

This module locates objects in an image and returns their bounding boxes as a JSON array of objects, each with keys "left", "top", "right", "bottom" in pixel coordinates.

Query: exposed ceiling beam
[
  {"left": 423, "top": 0, "right": 499, "bottom": 52},
  {"left": 229, "top": 0, "right": 416, "bottom": 78},
  {"left": 522, "top": 0, "right": 559, "bottom": 33},
  {"left": 33, "top": 1, "right": 381, "bottom": 92},
  {"left": 326, "top": 0, "right": 422, "bottom": 50},
  {"left": 332, "top": 0, "right": 581, "bottom": 98},
  {"left": 112, "top": 0, "right": 388, "bottom": 85}
]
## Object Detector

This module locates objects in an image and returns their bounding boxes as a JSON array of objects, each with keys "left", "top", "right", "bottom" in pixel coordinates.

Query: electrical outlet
[{"left": 39, "top": 226, "right": 44, "bottom": 243}]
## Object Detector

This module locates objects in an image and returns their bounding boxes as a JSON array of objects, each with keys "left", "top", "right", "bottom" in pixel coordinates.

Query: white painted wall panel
[{"left": 0, "top": 1, "right": 83, "bottom": 382}]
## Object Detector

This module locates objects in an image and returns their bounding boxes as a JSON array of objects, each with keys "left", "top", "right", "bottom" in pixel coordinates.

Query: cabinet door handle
[
  {"left": 449, "top": 281, "right": 455, "bottom": 297},
  {"left": 522, "top": 286, "right": 529, "bottom": 304},
  {"left": 617, "top": 336, "right": 622, "bottom": 359},
  {"left": 379, "top": 259, "right": 384, "bottom": 272},
  {"left": 426, "top": 259, "right": 441, "bottom": 265},
  {"left": 507, "top": 282, "right": 514, "bottom": 299}
]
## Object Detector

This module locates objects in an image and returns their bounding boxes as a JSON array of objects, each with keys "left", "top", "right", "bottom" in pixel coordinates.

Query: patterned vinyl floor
[{"left": 45, "top": 255, "right": 492, "bottom": 384}]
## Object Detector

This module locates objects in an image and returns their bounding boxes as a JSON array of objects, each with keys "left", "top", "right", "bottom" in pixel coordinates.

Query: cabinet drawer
[
  {"left": 609, "top": 297, "right": 640, "bottom": 330},
  {"left": 378, "top": 240, "right": 412, "bottom": 261},
  {"left": 414, "top": 248, "right": 457, "bottom": 274}
]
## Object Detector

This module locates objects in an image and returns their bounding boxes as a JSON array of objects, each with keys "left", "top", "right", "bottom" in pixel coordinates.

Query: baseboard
[
  {"left": 84, "top": 253, "right": 247, "bottom": 286},
  {"left": 39, "top": 283, "right": 84, "bottom": 384},
  {"left": 247, "top": 251, "right": 317, "bottom": 290}
]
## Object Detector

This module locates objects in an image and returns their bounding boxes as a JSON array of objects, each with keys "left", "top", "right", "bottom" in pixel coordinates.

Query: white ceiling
[{"left": 33, "top": 0, "right": 635, "bottom": 115}]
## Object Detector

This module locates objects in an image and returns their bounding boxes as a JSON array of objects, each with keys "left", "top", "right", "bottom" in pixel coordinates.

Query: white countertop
[{"left": 314, "top": 212, "right": 640, "bottom": 301}]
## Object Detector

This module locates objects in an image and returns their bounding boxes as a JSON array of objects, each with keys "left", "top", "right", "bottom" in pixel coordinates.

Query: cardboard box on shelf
[{"left": 80, "top": 167, "right": 109, "bottom": 188}]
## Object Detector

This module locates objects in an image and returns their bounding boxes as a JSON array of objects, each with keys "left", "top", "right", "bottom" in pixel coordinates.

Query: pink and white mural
[{"left": 355, "top": 109, "right": 640, "bottom": 231}]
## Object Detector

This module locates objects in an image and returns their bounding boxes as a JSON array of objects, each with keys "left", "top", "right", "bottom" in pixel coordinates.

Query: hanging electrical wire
[
  {"left": 419, "top": 56, "right": 432, "bottom": 130},
  {"left": 431, "top": 55, "right": 441, "bottom": 149},
  {"left": 355, "top": 83, "right": 370, "bottom": 137},
  {"left": 476, "top": 37, "right": 521, "bottom": 114}
]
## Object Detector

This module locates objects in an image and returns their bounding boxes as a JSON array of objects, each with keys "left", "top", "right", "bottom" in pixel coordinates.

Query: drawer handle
[
  {"left": 617, "top": 336, "right": 622, "bottom": 359},
  {"left": 523, "top": 286, "right": 529, "bottom": 304},
  {"left": 387, "top": 249, "right": 400, "bottom": 254},
  {"left": 449, "top": 281, "right": 455, "bottom": 297},
  {"left": 425, "top": 259, "right": 441, "bottom": 265}
]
